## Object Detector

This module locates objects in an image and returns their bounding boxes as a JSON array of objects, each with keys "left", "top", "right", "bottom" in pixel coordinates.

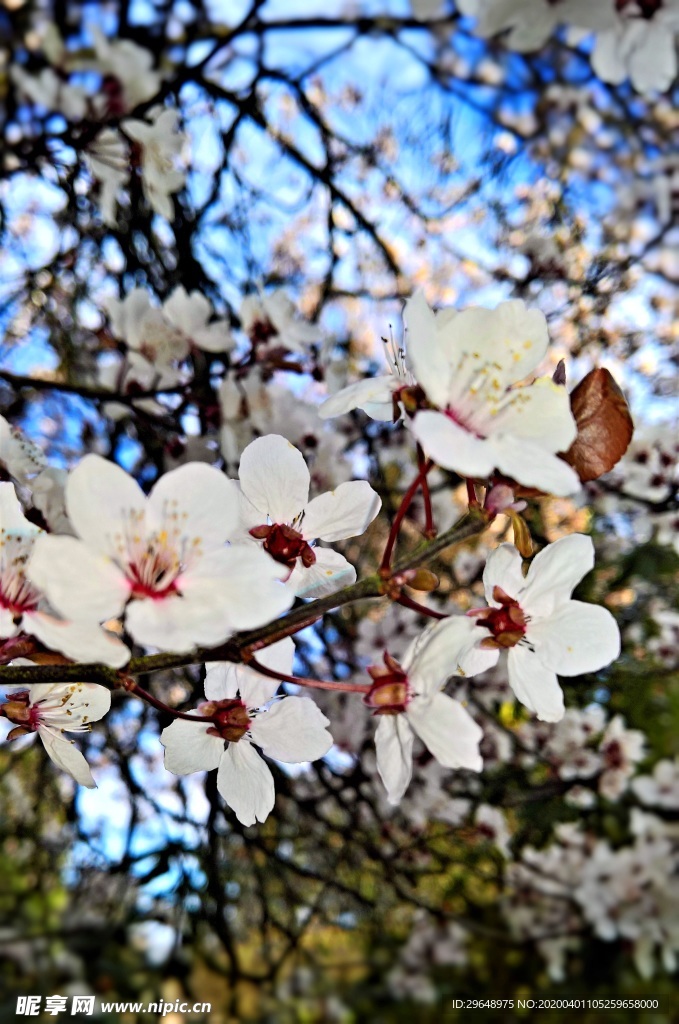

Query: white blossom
[
  {"left": 27, "top": 455, "right": 293, "bottom": 660},
  {"left": 404, "top": 291, "right": 579, "bottom": 495},
  {"left": 365, "top": 617, "right": 486, "bottom": 805},
  {"left": 463, "top": 534, "right": 621, "bottom": 722},
  {"left": 234, "top": 434, "right": 381, "bottom": 598},
  {"left": 240, "top": 289, "right": 319, "bottom": 353},
  {"left": 584, "top": 1, "right": 679, "bottom": 94},
  {"left": 1, "top": 683, "right": 111, "bottom": 788},
  {"left": 83, "top": 129, "right": 131, "bottom": 228},
  {"left": 161, "top": 639, "right": 333, "bottom": 825},
  {"left": 0, "top": 483, "right": 127, "bottom": 665},
  {"left": 123, "top": 109, "right": 187, "bottom": 221}
]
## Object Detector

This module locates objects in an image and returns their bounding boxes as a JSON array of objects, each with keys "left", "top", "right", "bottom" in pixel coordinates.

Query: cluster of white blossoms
[
  {"left": 456, "top": 0, "right": 679, "bottom": 94},
  {"left": 11, "top": 24, "right": 186, "bottom": 224},
  {"left": 0, "top": 292, "right": 627, "bottom": 826}
]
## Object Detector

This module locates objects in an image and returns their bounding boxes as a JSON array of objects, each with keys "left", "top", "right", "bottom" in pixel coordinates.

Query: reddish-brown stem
[
  {"left": 124, "top": 679, "right": 213, "bottom": 723},
  {"left": 417, "top": 444, "right": 435, "bottom": 538},
  {"left": 380, "top": 458, "right": 433, "bottom": 573},
  {"left": 466, "top": 478, "right": 480, "bottom": 508},
  {"left": 396, "top": 592, "right": 448, "bottom": 620},
  {"left": 248, "top": 657, "right": 371, "bottom": 695}
]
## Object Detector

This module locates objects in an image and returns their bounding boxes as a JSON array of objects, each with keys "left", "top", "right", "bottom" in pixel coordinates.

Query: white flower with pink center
[
  {"left": 365, "top": 617, "right": 487, "bottom": 805},
  {"left": 27, "top": 455, "right": 293, "bottom": 661},
  {"left": 0, "top": 483, "right": 127, "bottom": 665},
  {"left": 463, "top": 534, "right": 621, "bottom": 722},
  {"left": 235, "top": 434, "right": 381, "bottom": 598},
  {"left": 404, "top": 291, "right": 580, "bottom": 495},
  {"left": 161, "top": 639, "right": 333, "bottom": 826},
  {"left": 1, "top": 683, "right": 111, "bottom": 788}
]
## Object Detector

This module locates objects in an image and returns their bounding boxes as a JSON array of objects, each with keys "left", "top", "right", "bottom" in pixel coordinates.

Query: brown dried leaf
[{"left": 562, "top": 368, "right": 634, "bottom": 482}]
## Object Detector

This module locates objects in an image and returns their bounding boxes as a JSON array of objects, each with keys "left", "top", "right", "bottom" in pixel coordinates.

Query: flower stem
[
  {"left": 380, "top": 458, "right": 433, "bottom": 573},
  {"left": 248, "top": 657, "right": 371, "bottom": 695}
]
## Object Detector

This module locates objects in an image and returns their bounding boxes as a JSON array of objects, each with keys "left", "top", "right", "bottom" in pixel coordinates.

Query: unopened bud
[
  {"left": 508, "top": 511, "right": 532, "bottom": 558},
  {"left": 405, "top": 568, "right": 439, "bottom": 592}
]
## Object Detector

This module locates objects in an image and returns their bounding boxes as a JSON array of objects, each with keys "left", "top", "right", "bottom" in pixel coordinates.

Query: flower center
[
  {"left": 114, "top": 506, "right": 199, "bottom": 600},
  {"left": 101, "top": 74, "right": 127, "bottom": 117},
  {"left": 0, "top": 531, "right": 41, "bottom": 620},
  {"left": 616, "top": 0, "right": 662, "bottom": 17},
  {"left": 203, "top": 699, "right": 251, "bottom": 743},
  {"left": 0, "top": 690, "right": 40, "bottom": 739},
  {"left": 249, "top": 318, "right": 278, "bottom": 346},
  {"left": 472, "top": 586, "right": 528, "bottom": 649},
  {"left": 249, "top": 523, "right": 316, "bottom": 572},
  {"left": 364, "top": 653, "right": 411, "bottom": 715}
]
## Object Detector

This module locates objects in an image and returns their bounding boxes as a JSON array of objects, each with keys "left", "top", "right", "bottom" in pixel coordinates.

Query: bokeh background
[{"left": 0, "top": 1, "right": 678, "bottom": 1020}]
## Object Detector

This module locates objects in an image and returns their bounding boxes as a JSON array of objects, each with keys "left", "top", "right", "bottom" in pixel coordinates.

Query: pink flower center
[
  {"left": 0, "top": 690, "right": 40, "bottom": 739},
  {"left": 364, "top": 653, "right": 411, "bottom": 715},
  {"left": 203, "top": 699, "right": 251, "bottom": 743},
  {"left": 472, "top": 587, "right": 528, "bottom": 649},
  {"left": 0, "top": 532, "right": 41, "bottom": 619},
  {"left": 249, "top": 523, "right": 316, "bottom": 572},
  {"left": 249, "top": 318, "right": 278, "bottom": 346},
  {"left": 616, "top": 0, "right": 662, "bottom": 16}
]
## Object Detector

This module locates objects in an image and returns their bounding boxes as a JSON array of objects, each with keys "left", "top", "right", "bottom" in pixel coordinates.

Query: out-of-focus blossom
[
  {"left": 240, "top": 289, "right": 320, "bottom": 353},
  {"left": 123, "top": 109, "right": 187, "bottom": 220},
  {"left": 0, "top": 416, "right": 47, "bottom": 486}
]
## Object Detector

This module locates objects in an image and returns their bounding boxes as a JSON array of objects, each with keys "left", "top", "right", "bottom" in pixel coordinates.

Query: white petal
[
  {"left": 301, "top": 481, "right": 381, "bottom": 542},
  {"left": 628, "top": 24, "right": 675, "bottom": 94},
  {"left": 30, "top": 681, "right": 111, "bottom": 726},
  {"left": 404, "top": 616, "right": 488, "bottom": 696},
  {"left": 183, "top": 545, "right": 293, "bottom": 630},
  {"left": 65, "top": 454, "right": 147, "bottom": 557},
  {"left": 288, "top": 548, "right": 356, "bottom": 598},
  {"left": 250, "top": 696, "right": 332, "bottom": 762},
  {"left": 409, "top": 410, "right": 496, "bottom": 477},
  {"left": 193, "top": 321, "right": 233, "bottom": 353},
  {"left": 0, "top": 482, "right": 39, "bottom": 533},
  {"left": 147, "top": 462, "right": 240, "bottom": 544},
  {"left": 125, "top": 588, "right": 230, "bottom": 651},
  {"left": 39, "top": 729, "right": 97, "bottom": 787},
  {"left": 27, "top": 534, "right": 130, "bottom": 622},
  {"left": 217, "top": 741, "right": 276, "bottom": 826},
  {"left": 507, "top": 647, "right": 564, "bottom": 722},
  {"left": 318, "top": 376, "right": 400, "bottom": 421},
  {"left": 403, "top": 290, "right": 454, "bottom": 408},
  {"left": 238, "top": 434, "right": 309, "bottom": 523},
  {"left": 408, "top": 692, "right": 483, "bottom": 771},
  {"left": 205, "top": 636, "right": 295, "bottom": 706},
  {"left": 490, "top": 435, "right": 580, "bottom": 496},
  {"left": 163, "top": 286, "right": 210, "bottom": 334},
  {"left": 482, "top": 543, "right": 526, "bottom": 605},
  {"left": 452, "top": 301, "right": 549, "bottom": 385},
  {"left": 520, "top": 534, "right": 594, "bottom": 616},
  {"left": 492, "top": 378, "right": 577, "bottom": 453},
  {"left": 526, "top": 601, "right": 620, "bottom": 677},
  {"left": 375, "top": 714, "right": 414, "bottom": 805},
  {"left": 591, "top": 30, "right": 628, "bottom": 86},
  {"left": 25, "top": 611, "right": 130, "bottom": 668},
  {"left": 160, "top": 717, "right": 224, "bottom": 774}
]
